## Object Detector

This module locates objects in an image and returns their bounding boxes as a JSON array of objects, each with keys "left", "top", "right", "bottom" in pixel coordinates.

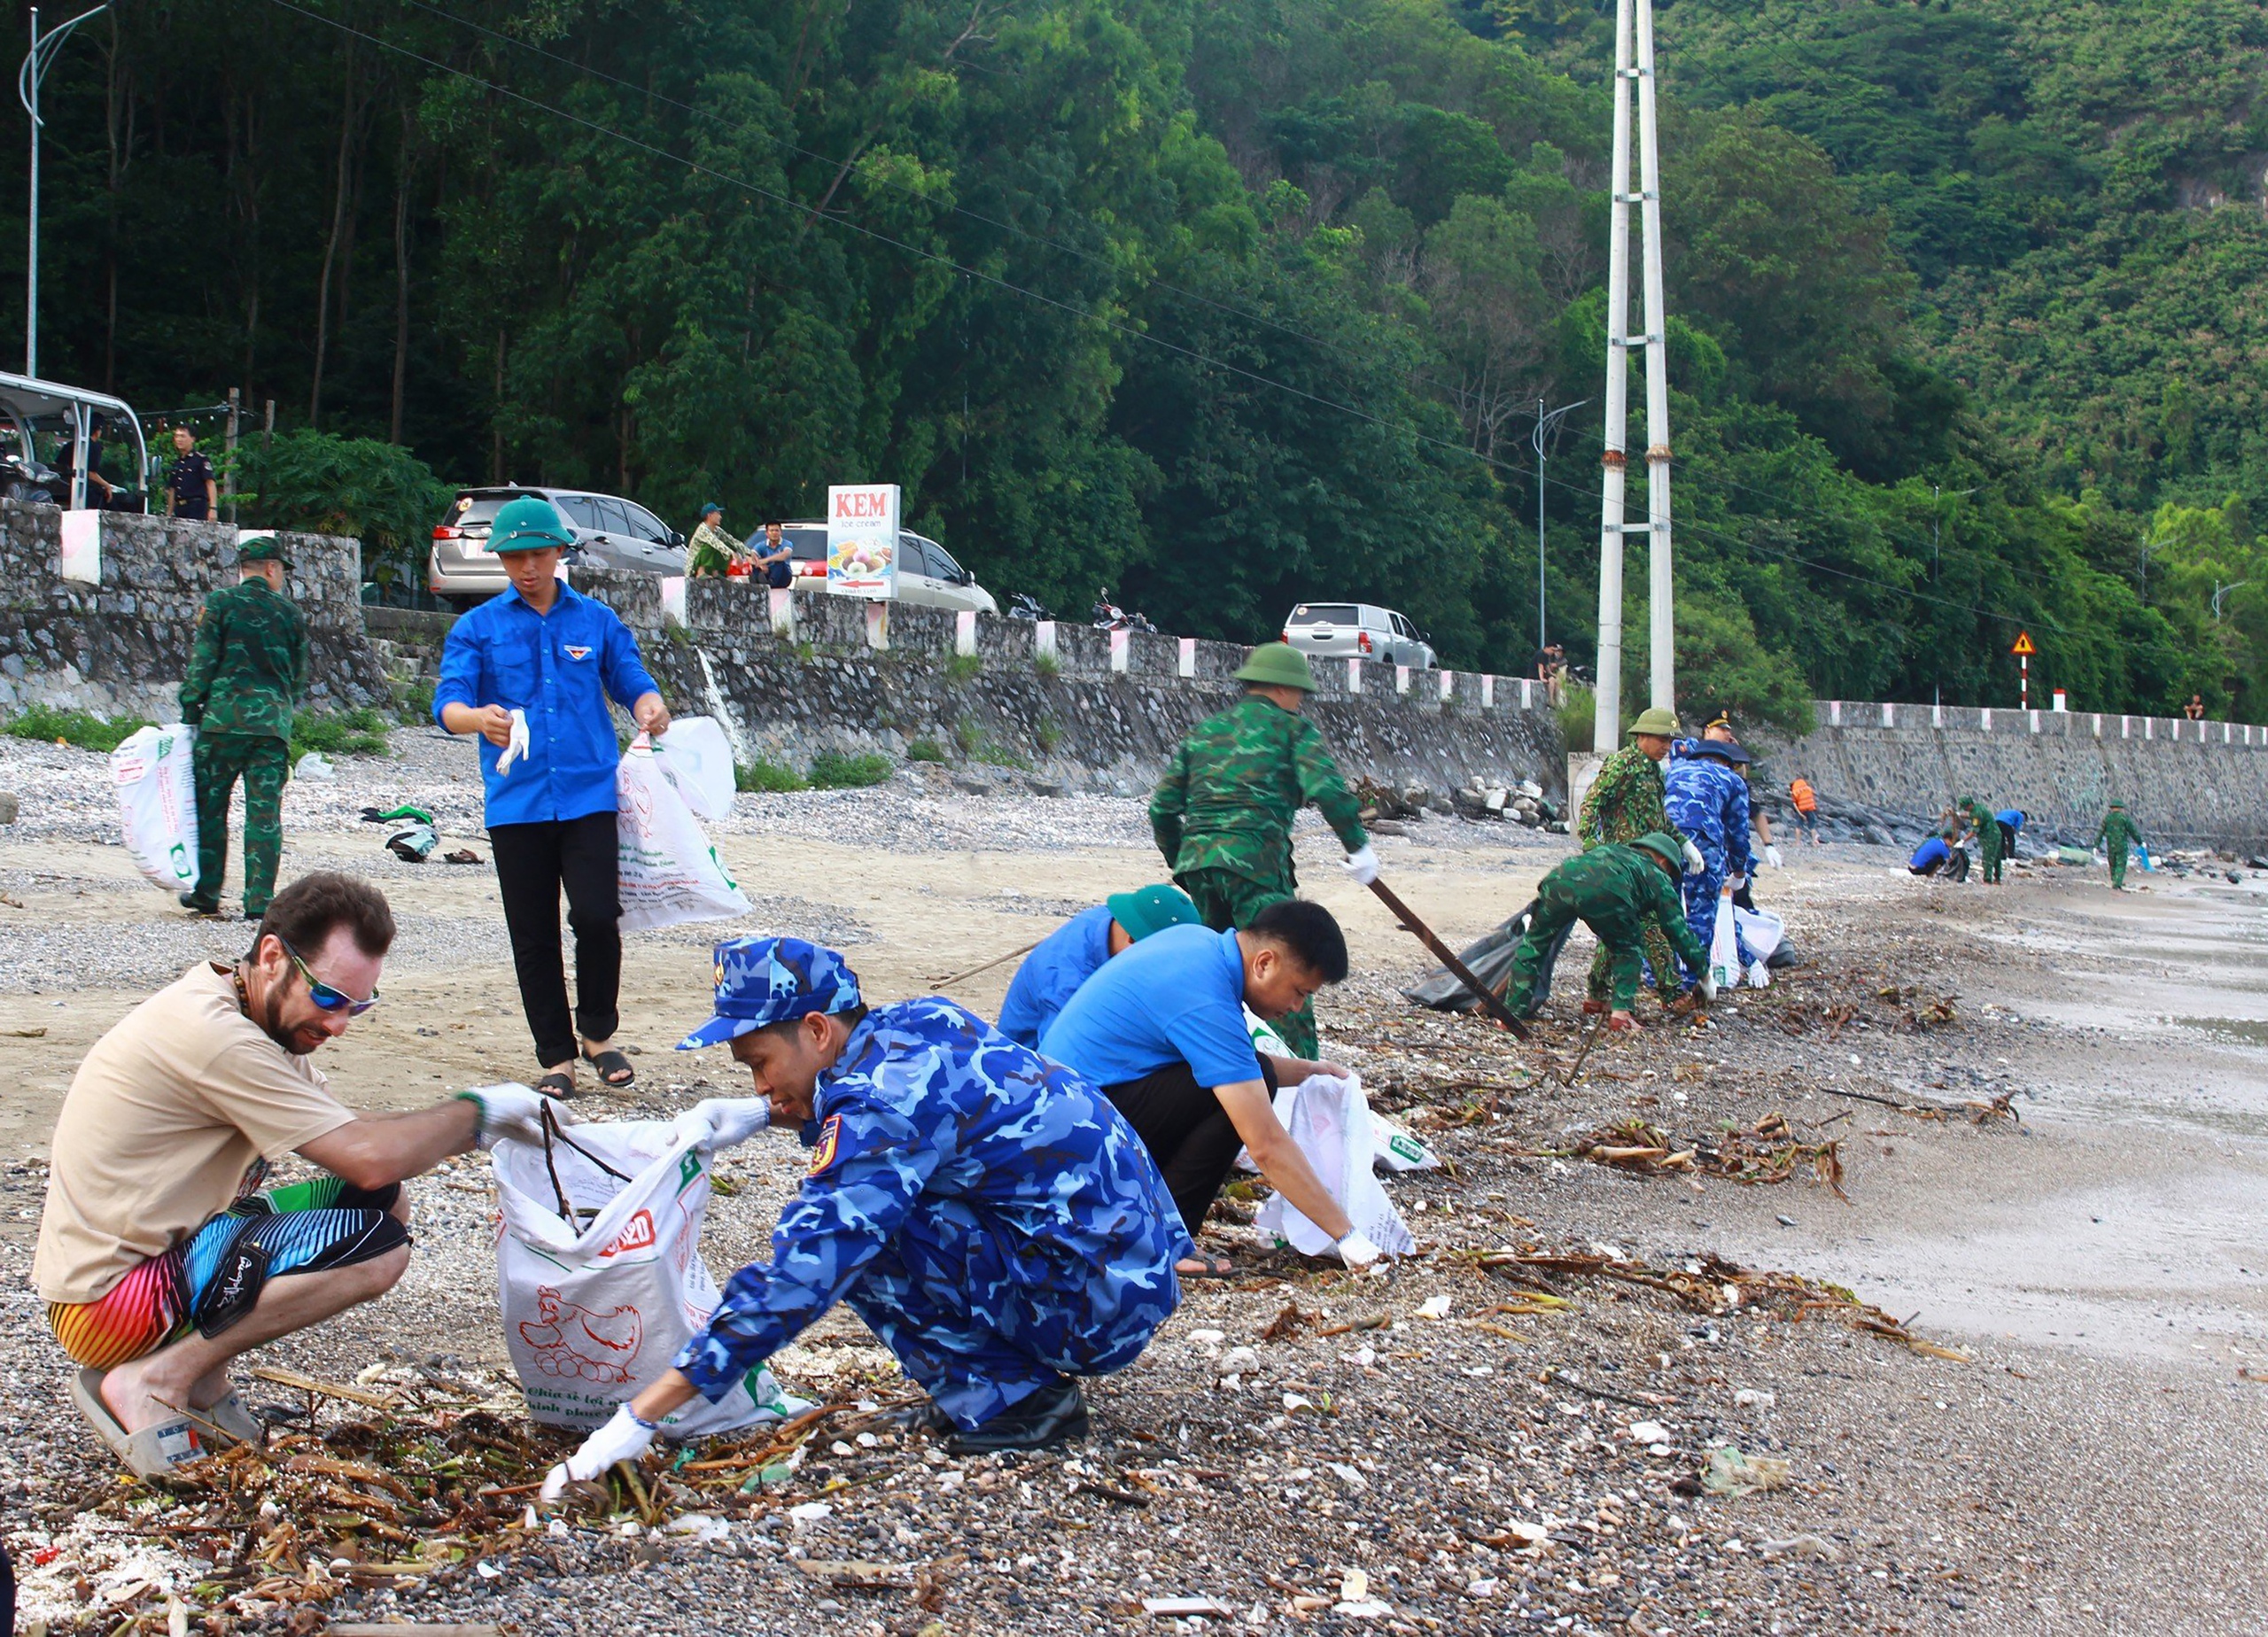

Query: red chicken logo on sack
[{"left": 517, "top": 1286, "right": 643, "bottom": 1383}]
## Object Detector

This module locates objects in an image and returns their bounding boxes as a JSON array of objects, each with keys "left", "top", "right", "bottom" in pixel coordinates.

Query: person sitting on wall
[{"left": 995, "top": 885, "right": 1201, "bottom": 1049}]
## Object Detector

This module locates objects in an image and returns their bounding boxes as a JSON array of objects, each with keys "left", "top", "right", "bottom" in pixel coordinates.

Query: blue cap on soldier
[{"left": 677, "top": 936, "right": 863, "bottom": 1049}]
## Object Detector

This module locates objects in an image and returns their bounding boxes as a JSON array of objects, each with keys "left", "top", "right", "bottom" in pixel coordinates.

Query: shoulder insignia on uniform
[
  {"left": 808, "top": 1113, "right": 843, "bottom": 1176},
  {"left": 563, "top": 644, "right": 594, "bottom": 661}
]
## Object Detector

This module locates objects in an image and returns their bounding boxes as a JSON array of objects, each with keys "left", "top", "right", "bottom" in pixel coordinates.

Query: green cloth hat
[
  {"left": 489, "top": 495, "right": 575, "bottom": 554},
  {"left": 1629, "top": 706, "right": 1682, "bottom": 737},
  {"left": 2108, "top": 798, "right": 2125, "bottom": 809},
  {"left": 1630, "top": 831, "right": 1684, "bottom": 871},
  {"left": 1106, "top": 884, "right": 1201, "bottom": 943},
  {"left": 236, "top": 535, "right": 288, "bottom": 565},
  {"left": 1236, "top": 642, "right": 1317, "bottom": 691}
]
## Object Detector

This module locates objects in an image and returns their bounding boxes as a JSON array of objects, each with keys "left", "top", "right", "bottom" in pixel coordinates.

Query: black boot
[{"left": 945, "top": 1377, "right": 1088, "bottom": 1455}]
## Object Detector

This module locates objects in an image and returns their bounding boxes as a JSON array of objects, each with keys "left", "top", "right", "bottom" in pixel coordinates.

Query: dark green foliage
[
  {"left": 906, "top": 738, "right": 948, "bottom": 764},
  {"left": 5, "top": 706, "right": 151, "bottom": 753},
  {"left": 24, "top": 0, "right": 2261, "bottom": 716},
  {"left": 291, "top": 707, "right": 393, "bottom": 760},
  {"left": 736, "top": 759, "right": 808, "bottom": 795},
  {"left": 806, "top": 750, "right": 894, "bottom": 789}
]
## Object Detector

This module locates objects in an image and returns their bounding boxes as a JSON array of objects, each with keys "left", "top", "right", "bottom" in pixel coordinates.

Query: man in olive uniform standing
[
  {"left": 1576, "top": 705, "right": 1687, "bottom": 1012},
  {"left": 1149, "top": 643, "right": 1377, "bottom": 1059},
  {"left": 177, "top": 537, "right": 307, "bottom": 920},
  {"left": 1961, "top": 795, "right": 2005, "bottom": 884},
  {"left": 2094, "top": 800, "right": 2145, "bottom": 890},
  {"left": 1501, "top": 833, "right": 1713, "bottom": 1031}
]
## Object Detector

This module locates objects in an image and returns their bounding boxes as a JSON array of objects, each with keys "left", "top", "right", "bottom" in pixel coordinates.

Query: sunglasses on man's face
[{"left": 276, "top": 935, "right": 380, "bottom": 1015}]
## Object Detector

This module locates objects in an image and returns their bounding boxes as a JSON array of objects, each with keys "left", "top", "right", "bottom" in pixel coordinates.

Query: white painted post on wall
[
  {"left": 1395, "top": 664, "right": 1411, "bottom": 695},
  {"left": 953, "top": 609, "right": 977, "bottom": 657},
  {"left": 1980, "top": 708, "right": 1992, "bottom": 731},
  {"left": 767, "top": 586, "right": 795, "bottom": 638},
  {"left": 1481, "top": 675, "right": 1495, "bottom": 709},
  {"left": 1829, "top": 700, "right": 1842, "bottom": 726},
  {"left": 57, "top": 508, "right": 98, "bottom": 584},
  {"left": 1034, "top": 620, "right": 1057, "bottom": 660},
  {"left": 1177, "top": 637, "right": 1195, "bottom": 679},
  {"left": 863, "top": 601, "right": 889, "bottom": 650},
  {"left": 1518, "top": 677, "right": 1534, "bottom": 708},
  {"left": 1880, "top": 702, "right": 1894, "bottom": 726},
  {"left": 659, "top": 575, "right": 687, "bottom": 626},
  {"left": 1439, "top": 670, "right": 1456, "bottom": 702},
  {"left": 1346, "top": 656, "right": 1363, "bottom": 695},
  {"left": 1108, "top": 627, "right": 1130, "bottom": 673}
]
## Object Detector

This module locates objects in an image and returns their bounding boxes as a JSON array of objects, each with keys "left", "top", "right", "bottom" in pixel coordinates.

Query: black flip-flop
[
  {"left": 582, "top": 1048, "right": 636, "bottom": 1090},
  {"left": 1177, "top": 1251, "right": 1235, "bottom": 1280},
  {"left": 535, "top": 1070, "right": 578, "bottom": 1101}
]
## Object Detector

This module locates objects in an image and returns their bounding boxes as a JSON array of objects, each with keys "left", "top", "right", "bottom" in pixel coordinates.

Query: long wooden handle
[
  {"left": 1365, "top": 876, "right": 1530, "bottom": 1040},
  {"left": 928, "top": 938, "right": 1043, "bottom": 989}
]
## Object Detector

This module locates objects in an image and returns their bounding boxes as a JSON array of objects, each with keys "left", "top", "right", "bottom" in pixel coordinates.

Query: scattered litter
[
  {"left": 1417, "top": 1294, "right": 1453, "bottom": 1320},
  {"left": 1758, "top": 1533, "right": 1843, "bottom": 1562},
  {"left": 1735, "top": 1388, "right": 1776, "bottom": 1409},
  {"left": 1143, "top": 1597, "right": 1233, "bottom": 1618},
  {"left": 1625, "top": 1420, "right": 1669, "bottom": 1445},
  {"left": 293, "top": 750, "right": 337, "bottom": 781},
  {"left": 1700, "top": 1447, "right": 1791, "bottom": 1497}
]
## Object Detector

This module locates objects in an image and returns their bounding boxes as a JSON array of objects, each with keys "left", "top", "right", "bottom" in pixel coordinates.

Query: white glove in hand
[
  {"left": 540, "top": 1404, "right": 656, "bottom": 1502},
  {"left": 1681, "top": 838, "right": 1707, "bottom": 877},
  {"left": 1341, "top": 844, "right": 1380, "bottom": 887},
  {"left": 1698, "top": 973, "right": 1719, "bottom": 1003},
  {"left": 671, "top": 1097, "right": 771, "bottom": 1152},
  {"left": 497, "top": 708, "right": 531, "bottom": 774},
  {"left": 1765, "top": 844, "right": 1784, "bottom": 869},
  {"left": 459, "top": 1082, "right": 576, "bottom": 1150},
  {"left": 1337, "top": 1230, "right": 1384, "bottom": 1268}
]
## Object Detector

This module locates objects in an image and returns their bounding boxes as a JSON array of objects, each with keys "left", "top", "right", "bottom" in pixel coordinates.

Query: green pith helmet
[
  {"left": 1236, "top": 642, "right": 1317, "bottom": 692},
  {"left": 1629, "top": 706, "right": 1682, "bottom": 738},
  {"left": 1630, "top": 832, "right": 1685, "bottom": 871},
  {"left": 236, "top": 535, "right": 288, "bottom": 565},
  {"left": 1106, "top": 883, "right": 1201, "bottom": 943},
  {"left": 2109, "top": 799, "right": 2125, "bottom": 809},
  {"left": 489, "top": 495, "right": 575, "bottom": 554}
]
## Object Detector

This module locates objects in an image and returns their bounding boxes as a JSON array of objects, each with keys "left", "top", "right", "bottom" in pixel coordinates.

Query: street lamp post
[
  {"left": 18, "top": 4, "right": 107, "bottom": 379},
  {"left": 1531, "top": 397, "right": 1587, "bottom": 657}
]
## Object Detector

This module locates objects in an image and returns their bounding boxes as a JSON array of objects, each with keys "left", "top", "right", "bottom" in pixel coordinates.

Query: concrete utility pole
[
  {"left": 18, "top": 4, "right": 107, "bottom": 379},
  {"left": 1593, "top": 0, "right": 1674, "bottom": 754}
]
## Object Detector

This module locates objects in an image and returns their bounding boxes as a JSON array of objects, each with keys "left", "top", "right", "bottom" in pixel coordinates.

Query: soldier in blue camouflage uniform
[
  {"left": 1663, "top": 737, "right": 1754, "bottom": 984},
  {"left": 540, "top": 937, "right": 1188, "bottom": 1488},
  {"left": 177, "top": 537, "right": 307, "bottom": 920}
]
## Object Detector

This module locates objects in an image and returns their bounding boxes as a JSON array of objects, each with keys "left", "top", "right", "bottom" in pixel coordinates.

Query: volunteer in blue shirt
[
  {"left": 996, "top": 884, "right": 1200, "bottom": 1049},
  {"left": 434, "top": 495, "right": 670, "bottom": 1097},
  {"left": 1040, "top": 898, "right": 1384, "bottom": 1278}
]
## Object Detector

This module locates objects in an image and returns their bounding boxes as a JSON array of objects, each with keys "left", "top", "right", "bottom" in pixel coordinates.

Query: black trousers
[
  {"left": 1104, "top": 1059, "right": 1278, "bottom": 1240},
  {"left": 490, "top": 811, "right": 622, "bottom": 1068}
]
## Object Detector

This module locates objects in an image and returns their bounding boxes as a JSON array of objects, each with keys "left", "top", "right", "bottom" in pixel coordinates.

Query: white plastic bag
[
  {"left": 293, "top": 750, "right": 336, "bottom": 781},
  {"left": 616, "top": 743, "right": 751, "bottom": 933},
  {"left": 111, "top": 725, "right": 199, "bottom": 893},
  {"left": 653, "top": 717, "right": 736, "bottom": 821},
  {"left": 493, "top": 1116, "right": 810, "bottom": 1435},
  {"left": 1707, "top": 889, "right": 1741, "bottom": 993},
  {"left": 1253, "top": 1075, "right": 1418, "bottom": 1260},
  {"left": 1731, "top": 906, "right": 1784, "bottom": 962}
]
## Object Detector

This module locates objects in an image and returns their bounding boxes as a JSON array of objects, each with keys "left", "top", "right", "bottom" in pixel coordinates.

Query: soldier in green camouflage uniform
[
  {"left": 2093, "top": 800, "right": 2145, "bottom": 889},
  {"left": 1575, "top": 706, "right": 1687, "bottom": 1009},
  {"left": 177, "top": 537, "right": 307, "bottom": 920},
  {"left": 1961, "top": 795, "right": 2005, "bottom": 884},
  {"left": 1149, "top": 643, "right": 1374, "bottom": 1058},
  {"left": 1503, "top": 833, "right": 1711, "bottom": 1028}
]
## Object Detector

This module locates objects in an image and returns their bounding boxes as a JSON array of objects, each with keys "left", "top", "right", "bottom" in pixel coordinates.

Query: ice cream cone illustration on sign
[{"left": 827, "top": 482, "right": 899, "bottom": 600}]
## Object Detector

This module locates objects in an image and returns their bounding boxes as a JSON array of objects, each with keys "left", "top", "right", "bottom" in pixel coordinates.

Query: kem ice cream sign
[{"left": 827, "top": 483, "right": 900, "bottom": 600}]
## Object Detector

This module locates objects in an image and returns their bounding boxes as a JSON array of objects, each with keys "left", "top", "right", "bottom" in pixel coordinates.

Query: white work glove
[
  {"left": 540, "top": 1404, "right": 658, "bottom": 1502},
  {"left": 1765, "top": 844, "right": 1784, "bottom": 869},
  {"left": 1681, "top": 838, "right": 1706, "bottom": 877},
  {"left": 670, "top": 1097, "right": 771, "bottom": 1152},
  {"left": 1697, "top": 973, "right": 1719, "bottom": 1003},
  {"left": 496, "top": 708, "right": 531, "bottom": 774},
  {"left": 457, "top": 1082, "right": 577, "bottom": 1150},
  {"left": 1337, "top": 1230, "right": 1384, "bottom": 1269},
  {"left": 1341, "top": 844, "right": 1379, "bottom": 887},
  {"left": 1726, "top": 874, "right": 1748, "bottom": 894}
]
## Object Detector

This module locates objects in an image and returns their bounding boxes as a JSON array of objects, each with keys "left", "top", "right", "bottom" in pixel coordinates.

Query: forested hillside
[{"left": 26, "top": 0, "right": 2268, "bottom": 722}]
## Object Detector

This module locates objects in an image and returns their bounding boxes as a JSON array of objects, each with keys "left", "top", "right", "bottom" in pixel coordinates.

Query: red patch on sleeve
[{"left": 807, "top": 1113, "right": 843, "bottom": 1176}]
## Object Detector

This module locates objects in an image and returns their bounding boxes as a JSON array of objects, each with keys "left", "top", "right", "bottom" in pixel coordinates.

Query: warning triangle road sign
[{"left": 2011, "top": 632, "right": 2036, "bottom": 656}]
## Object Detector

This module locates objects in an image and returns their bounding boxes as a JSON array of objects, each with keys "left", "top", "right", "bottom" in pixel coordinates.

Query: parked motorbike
[
  {"left": 1007, "top": 592, "right": 1051, "bottom": 622},
  {"left": 1091, "top": 590, "right": 1157, "bottom": 632}
]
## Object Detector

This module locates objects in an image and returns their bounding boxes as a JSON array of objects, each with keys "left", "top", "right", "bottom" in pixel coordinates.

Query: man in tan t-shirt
[{"left": 36, "top": 871, "right": 569, "bottom": 1478}]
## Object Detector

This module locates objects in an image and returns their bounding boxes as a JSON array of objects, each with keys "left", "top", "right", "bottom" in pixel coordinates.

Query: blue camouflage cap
[{"left": 677, "top": 935, "right": 863, "bottom": 1049}]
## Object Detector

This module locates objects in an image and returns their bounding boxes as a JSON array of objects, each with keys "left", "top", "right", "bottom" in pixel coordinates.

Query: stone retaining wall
[
  {"left": 627, "top": 572, "right": 1565, "bottom": 797},
  {"left": 0, "top": 501, "right": 385, "bottom": 719},
  {"left": 1758, "top": 700, "right": 2268, "bottom": 850}
]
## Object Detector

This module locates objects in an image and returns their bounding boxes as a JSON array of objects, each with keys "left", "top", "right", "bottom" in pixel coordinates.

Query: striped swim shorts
[{"left": 48, "top": 1177, "right": 408, "bottom": 1371}]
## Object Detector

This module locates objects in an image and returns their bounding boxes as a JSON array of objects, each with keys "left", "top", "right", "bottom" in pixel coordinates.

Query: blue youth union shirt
[
  {"left": 432, "top": 581, "right": 659, "bottom": 826},
  {"left": 1040, "top": 923, "right": 1262, "bottom": 1090},
  {"left": 997, "top": 905, "right": 1115, "bottom": 1049}
]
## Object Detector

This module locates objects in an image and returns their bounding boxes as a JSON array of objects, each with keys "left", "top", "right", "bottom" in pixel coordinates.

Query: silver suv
[
  {"left": 759, "top": 522, "right": 999, "bottom": 614},
  {"left": 428, "top": 486, "right": 686, "bottom": 609},
  {"left": 1282, "top": 601, "right": 1437, "bottom": 669}
]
